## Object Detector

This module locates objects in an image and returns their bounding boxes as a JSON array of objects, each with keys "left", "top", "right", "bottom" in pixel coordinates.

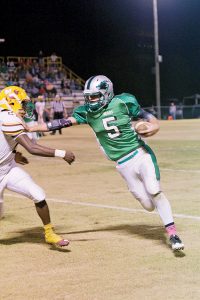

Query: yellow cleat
[{"left": 44, "top": 223, "right": 69, "bottom": 247}]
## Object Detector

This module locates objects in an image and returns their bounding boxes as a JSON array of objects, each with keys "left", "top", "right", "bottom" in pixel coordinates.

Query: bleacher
[{"left": 0, "top": 55, "right": 85, "bottom": 115}]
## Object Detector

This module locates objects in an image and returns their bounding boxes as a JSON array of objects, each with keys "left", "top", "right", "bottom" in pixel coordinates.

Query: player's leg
[
  {"left": 116, "top": 156, "right": 155, "bottom": 211},
  {"left": 35, "top": 200, "right": 69, "bottom": 246},
  {"left": 5, "top": 166, "right": 69, "bottom": 247},
  {"left": 140, "top": 150, "right": 184, "bottom": 250},
  {"left": 152, "top": 192, "right": 184, "bottom": 250}
]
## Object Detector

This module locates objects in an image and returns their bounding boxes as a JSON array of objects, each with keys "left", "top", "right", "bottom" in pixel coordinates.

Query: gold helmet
[{"left": 0, "top": 86, "right": 30, "bottom": 114}]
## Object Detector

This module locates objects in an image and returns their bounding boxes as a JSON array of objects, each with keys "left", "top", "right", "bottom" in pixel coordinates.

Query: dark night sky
[{"left": 1, "top": 0, "right": 200, "bottom": 106}]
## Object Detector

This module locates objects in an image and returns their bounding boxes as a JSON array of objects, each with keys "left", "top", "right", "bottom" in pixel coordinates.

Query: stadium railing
[{"left": 3, "top": 56, "right": 85, "bottom": 89}]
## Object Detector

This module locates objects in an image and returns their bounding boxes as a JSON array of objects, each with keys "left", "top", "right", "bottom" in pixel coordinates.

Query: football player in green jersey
[{"left": 29, "top": 75, "right": 184, "bottom": 251}]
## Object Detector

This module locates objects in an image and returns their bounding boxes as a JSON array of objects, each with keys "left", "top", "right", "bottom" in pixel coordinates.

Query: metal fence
[{"left": 144, "top": 105, "right": 200, "bottom": 119}]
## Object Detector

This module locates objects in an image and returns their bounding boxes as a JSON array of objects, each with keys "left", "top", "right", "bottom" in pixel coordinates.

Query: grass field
[{"left": 1, "top": 119, "right": 200, "bottom": 300}]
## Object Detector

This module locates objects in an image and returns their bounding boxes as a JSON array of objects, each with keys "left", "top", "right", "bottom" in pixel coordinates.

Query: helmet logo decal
[{"left": 97, "top": 81, "right": 108, "bottom": 91}]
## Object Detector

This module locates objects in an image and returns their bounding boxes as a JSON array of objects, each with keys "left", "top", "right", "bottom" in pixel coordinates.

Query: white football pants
[
  {"left": 116, "top": 147, "right": 174, "bottom": 226},
  {"left": 0, "top": 161, "right": 45, "bottom": 204},
  {"left": 116, "top": 147, "right": 160, "bottom": 211}
]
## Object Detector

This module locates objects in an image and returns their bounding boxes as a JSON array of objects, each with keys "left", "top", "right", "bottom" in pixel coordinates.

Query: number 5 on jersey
[{"left": 102, "top": 117, "right": 121, "bottom": 139}]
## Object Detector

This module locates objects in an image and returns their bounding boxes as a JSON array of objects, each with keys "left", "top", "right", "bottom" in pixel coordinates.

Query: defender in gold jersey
[{"left": 0, "top": 86, "right": 75, "bottom": 247}]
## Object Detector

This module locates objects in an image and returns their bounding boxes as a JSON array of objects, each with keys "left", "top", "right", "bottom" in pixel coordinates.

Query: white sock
[{"left": 152, "top": 192, "right": 174, "bottom": 226}]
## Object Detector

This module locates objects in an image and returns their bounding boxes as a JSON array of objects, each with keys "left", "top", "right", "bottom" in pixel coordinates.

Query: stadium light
[{"left": 153, "top": 0, "right": 161, "bottom": 119}]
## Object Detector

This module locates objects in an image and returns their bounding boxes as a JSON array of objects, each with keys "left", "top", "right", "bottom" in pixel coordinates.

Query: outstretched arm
[
  {"left": 16, "top": 134, "right": 75, "bottom": 164},
  {"left": 27, "top": 117, "right": 78, "bottom": 132}
]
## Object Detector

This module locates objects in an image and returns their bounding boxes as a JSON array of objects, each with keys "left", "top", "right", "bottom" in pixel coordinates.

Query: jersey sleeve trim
[
  {"left": 4, "top": 129, "right": 24, "bottom": 136},
  {"left": 2, "top": 122, "right": 25, "bottom": 137}
]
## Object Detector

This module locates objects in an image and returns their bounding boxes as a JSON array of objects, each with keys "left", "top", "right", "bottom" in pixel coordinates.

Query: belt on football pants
[{"left": 117, "top": 149, "right": 139, "bottom": 165}]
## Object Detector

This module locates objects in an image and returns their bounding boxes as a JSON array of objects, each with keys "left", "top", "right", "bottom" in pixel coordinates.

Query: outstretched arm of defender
[
  {"left": 16, "top": 134, "right": 75, "bottom": 164},
  {"left": 27, "top": 117, "right": 78, "bottom": 132}
]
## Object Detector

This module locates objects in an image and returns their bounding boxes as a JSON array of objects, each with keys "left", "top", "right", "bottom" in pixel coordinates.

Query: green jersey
[{"left": 72, "top": 93, "right": 145, "bottom": 161}]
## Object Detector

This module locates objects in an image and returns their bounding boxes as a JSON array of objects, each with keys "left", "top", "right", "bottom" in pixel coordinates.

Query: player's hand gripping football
[
  {"left": 134, "top": 119, "right": 160, "bottom": 138},
  {"left": 63, "top": 151, "right": 75, "bottom": 165},
  {"left": 140, "top": 123, "right": 160, "bottom": 137}
]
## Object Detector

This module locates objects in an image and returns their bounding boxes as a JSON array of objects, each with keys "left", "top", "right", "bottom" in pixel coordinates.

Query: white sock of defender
[{"left": 152, "top": 192, "right": 174, "bottom": 225}]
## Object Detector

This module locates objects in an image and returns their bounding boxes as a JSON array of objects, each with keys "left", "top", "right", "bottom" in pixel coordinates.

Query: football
[{"left": 134, "top": 121, "right": 152, "bottom": 134}]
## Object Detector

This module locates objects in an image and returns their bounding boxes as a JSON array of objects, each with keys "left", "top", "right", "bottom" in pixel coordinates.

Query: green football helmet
[{"left": 84, "top": 75, "right": 114, "bottom": 112}]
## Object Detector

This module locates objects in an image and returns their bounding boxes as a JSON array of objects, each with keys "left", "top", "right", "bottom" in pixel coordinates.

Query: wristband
[
  {"left": 54, "top": 149, "right": 66, "bottom": 158},
  {"left": 46, "top": 119, "right": 72, "bottom": 131}
]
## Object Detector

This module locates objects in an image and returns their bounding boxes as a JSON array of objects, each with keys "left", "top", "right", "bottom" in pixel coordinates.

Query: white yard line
[
  {"left": 29, "top": 157, "right": 200, "bottom": 173},
  {"left": 5, "top": 193, "right": 200, "bottom": 221},
  {"left": 160, "top": 168, "right": 200, "bottom": 173}
]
